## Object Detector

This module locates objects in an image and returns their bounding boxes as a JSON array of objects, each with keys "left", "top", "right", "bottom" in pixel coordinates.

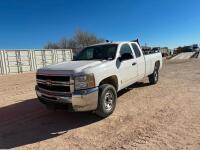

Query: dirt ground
[{"left": 0, "top": 59, "right": 200, "bottom": 150}]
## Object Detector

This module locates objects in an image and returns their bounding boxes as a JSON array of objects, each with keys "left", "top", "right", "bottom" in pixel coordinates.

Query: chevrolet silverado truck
[{"left": 35, "top": 41, "right": 162, "bottom": 117}]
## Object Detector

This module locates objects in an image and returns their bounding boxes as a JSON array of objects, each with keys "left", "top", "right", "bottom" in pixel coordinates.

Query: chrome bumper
[{"left": 35, "top": 86, "right": 98, "bottom": 111}]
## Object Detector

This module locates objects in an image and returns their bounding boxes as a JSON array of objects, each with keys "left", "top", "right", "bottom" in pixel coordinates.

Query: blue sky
[{"left": 0, "top": 0, "right": 199, "bottom": 49}]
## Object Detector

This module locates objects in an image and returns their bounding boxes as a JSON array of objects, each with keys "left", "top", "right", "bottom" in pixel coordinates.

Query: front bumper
[{"left": 35, "top": 86, "right": 98, "bottom": 111}]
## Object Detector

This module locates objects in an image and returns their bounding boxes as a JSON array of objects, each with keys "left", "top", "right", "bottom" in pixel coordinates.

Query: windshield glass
[{"left": 75, "top": 44, "right": 118, "bottom": 60}]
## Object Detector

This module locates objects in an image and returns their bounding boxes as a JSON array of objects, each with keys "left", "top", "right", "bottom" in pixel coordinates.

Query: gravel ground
[{"left": 0, "top": 59, "right": 200, "bottom": 150}]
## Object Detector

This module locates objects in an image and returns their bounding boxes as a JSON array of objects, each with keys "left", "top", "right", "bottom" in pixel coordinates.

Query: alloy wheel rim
[
  {"left": 154, "top": 71, "right": 158, "bottom": 81},
  {"left": 104, "top": 90, "right": 114, "bottom": 111}
]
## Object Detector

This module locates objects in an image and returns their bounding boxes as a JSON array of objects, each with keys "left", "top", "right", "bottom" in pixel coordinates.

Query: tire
[
  {"left": 148, "top": 69, "right": 159, "bottom": 85},
  {"left": 96, "top": 84, "right": 117, "bottom": 118}
]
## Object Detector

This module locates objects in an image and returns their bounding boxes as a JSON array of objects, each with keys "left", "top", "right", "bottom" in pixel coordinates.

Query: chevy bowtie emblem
[{"left": 46, "top": 80, "right": 52, "bottom": 86}]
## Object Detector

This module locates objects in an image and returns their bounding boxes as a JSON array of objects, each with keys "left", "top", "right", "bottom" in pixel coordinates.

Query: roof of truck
[{"left": 90, "top": 41, "right": 136, "bottom": 46}]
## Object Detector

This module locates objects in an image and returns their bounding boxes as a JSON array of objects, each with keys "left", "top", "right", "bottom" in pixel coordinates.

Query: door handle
[{"left": 132, "top": 62, "right": 137, "bottom": 66}]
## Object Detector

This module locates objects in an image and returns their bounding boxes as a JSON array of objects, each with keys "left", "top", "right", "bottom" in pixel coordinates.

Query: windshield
[{"left": 75, "top": 44, "right": 118, "bottom": 61}]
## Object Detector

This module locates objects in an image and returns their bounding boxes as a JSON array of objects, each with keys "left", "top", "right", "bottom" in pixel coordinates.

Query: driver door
[{"left": 117, "top": 44, "right": 138, "bottom": 88}]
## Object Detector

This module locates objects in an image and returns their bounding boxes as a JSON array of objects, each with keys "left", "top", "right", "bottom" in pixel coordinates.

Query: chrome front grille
[
  {"left": 36, "top": 75, "right": 70, "bottom": 82},
  {"left": 37, "top": 83, "right": 70, "bottom": 92},
  {"left": 36, "top": 74, "right": 74, "bottom": 95},
  {"left": 37, "top": 79, "right": 70, "bottom": 87}
]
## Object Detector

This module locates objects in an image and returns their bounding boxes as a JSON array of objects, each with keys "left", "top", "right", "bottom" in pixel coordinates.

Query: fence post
[
  {"left": 0, "top": 50, "right": 3, "bottom": 75},
  {"left": 70, "top": 49, "right": 73, "bottom": 60},
  {"left": 63, "top": 50, "right": 66, "bottom": 61},
  {"left": 30, "top": 50, "right": 35, "bottom": 71},
  {"left": 27, "top": 50, "right": 32, "bottom": 71},
  {"left": 53, "top": 49, "right": 57, "bottom": 64},
  {"left": 16, "top": 50, "right": 21, "bottom": 73},
  {"left": 3, "top": 50, "right": 8, "bottom": 74},
  {"left": 1, "top": 50, "right": 7, "bottom": 74}
]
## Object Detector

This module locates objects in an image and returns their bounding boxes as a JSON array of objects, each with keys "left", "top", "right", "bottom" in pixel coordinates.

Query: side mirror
[{"left": 119, "top": 53, "right": 133, "bottom": 62}]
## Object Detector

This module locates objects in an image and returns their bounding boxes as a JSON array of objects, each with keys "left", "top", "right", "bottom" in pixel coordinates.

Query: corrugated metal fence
[{"left": 0, "top": 49, "right": 73, "bottom": 75}]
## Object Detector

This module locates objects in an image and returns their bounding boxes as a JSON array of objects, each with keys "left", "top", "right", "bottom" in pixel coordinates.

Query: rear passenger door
[{"left": 131, "top": 43, "right": 145, "bottom": 80}]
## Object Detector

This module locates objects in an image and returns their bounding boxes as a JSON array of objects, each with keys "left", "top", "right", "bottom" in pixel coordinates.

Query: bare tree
[
  {"left": 74, "top": 29, "right": 104, "bottom": 48},
  {"left": 59, "top": 38, "right": 68, "bottom": 49},
  {"left": 66, "top": 39, "right": 77, "bottom": 49},
  {"left": 45, "top": 29, "right": 104, "bottom": 52},
  {"left": 44, "top": 42, "right": 60, "bottom": 49}
]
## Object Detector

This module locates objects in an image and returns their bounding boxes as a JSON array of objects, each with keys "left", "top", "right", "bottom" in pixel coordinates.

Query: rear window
[{"left": 131, "top": 43, "right": 141, "bottom": 58}]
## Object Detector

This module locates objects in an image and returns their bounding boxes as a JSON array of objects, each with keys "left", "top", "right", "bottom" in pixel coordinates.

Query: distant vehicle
[{"left": 35, "top": 41, "right": 162, "bottom": 117}]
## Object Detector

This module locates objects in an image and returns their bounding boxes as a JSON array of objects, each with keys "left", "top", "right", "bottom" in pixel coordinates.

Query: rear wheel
[
  {"left": 96, "top": 84, "right": 117, "bottom": 118},
  {"left": 148, "top": 69, "right": 159, "bottom": 85}
]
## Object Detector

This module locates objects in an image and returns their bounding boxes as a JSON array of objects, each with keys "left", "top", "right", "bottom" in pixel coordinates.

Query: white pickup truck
[{"left": 35, "top": 41, "right": 162, "bottom": 117}]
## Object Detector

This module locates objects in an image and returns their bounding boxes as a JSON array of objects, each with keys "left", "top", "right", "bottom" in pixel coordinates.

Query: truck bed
[{"left": 144, "top": 52, "right": 162, "bottom": 76}]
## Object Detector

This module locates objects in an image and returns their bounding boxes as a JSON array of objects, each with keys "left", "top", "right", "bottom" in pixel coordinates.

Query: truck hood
[{"left": 37, "top": 60, "right": 102, "bottom": 75}]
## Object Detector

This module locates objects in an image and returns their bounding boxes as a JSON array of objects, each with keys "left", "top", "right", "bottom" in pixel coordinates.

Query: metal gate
[
  {"left": 19, "top": 50, "right": 32, "bottom": 72},
  {"left": 5, "top": 51, "right": 20, "bottom": 74},
  {"left": 44, "top": 50, "right": 54, "bottom": 65},
  {"left": 34, "top": 50, "right": 45, "bottom": 69},
  {"left": 0, "top": 49, "right": 73, "bottom": 75},
  {"left": 55, "top": 50, "right": 65, "bottom": 63},
  {"left": 65, "top": 50, "right": 73, "bottom": 61},
  {"left": 3, "top": 50, "right": 33, "bottom": 74}
]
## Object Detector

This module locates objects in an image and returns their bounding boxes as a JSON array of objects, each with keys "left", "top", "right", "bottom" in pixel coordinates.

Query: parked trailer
[
  {"left": 0, "top": 49, "right": 73, "bottom": 75},
  {"left": 171, "top": 52, "right": 195, "bottom": 60},
  {"left": 198, "top": 52, "right": 200, "bottom": 59}
]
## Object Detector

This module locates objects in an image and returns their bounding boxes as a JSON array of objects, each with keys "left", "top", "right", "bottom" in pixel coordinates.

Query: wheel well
[
  {"left": 155, "top": 61, "right": 160, "bottom": 70},
  {"left": 99, "top": 76, "right": 118, "bottom": 91}
]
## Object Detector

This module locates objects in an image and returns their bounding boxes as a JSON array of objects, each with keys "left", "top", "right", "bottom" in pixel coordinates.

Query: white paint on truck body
[{"left": 38, "top": 42, "right": 163, "bottom": 91}]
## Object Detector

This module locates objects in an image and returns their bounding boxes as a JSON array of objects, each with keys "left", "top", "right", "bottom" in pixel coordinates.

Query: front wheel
[
  {"left": 95, "top": 84, "right": 117, "bottom": 118},
  {"left": 148, "top": 69, "right": 159, "bottom": 85}
]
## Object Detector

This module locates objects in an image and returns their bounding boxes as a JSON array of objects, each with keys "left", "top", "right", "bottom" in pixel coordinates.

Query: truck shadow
[
  {"left": 0, "top": 82, "right": 150, "bottom": 149},
  {"left": 0, "top": 99, "right": 101, "bottom": 149},
  {"left": 118, "top": 82, "right": 151, "bottom": 97}
]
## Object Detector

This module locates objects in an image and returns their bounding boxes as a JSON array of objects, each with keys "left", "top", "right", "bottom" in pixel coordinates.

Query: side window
[
  {"left": 120, "top": 44, "right": 133, "bottom": 60},
  {"left": 131, "top": 43, "right": 141, "bottom": 58}
]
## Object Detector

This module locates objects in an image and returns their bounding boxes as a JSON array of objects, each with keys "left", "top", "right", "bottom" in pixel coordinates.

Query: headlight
[{"left": 75, "top": 74, "right": 95, "bottom": 90}]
